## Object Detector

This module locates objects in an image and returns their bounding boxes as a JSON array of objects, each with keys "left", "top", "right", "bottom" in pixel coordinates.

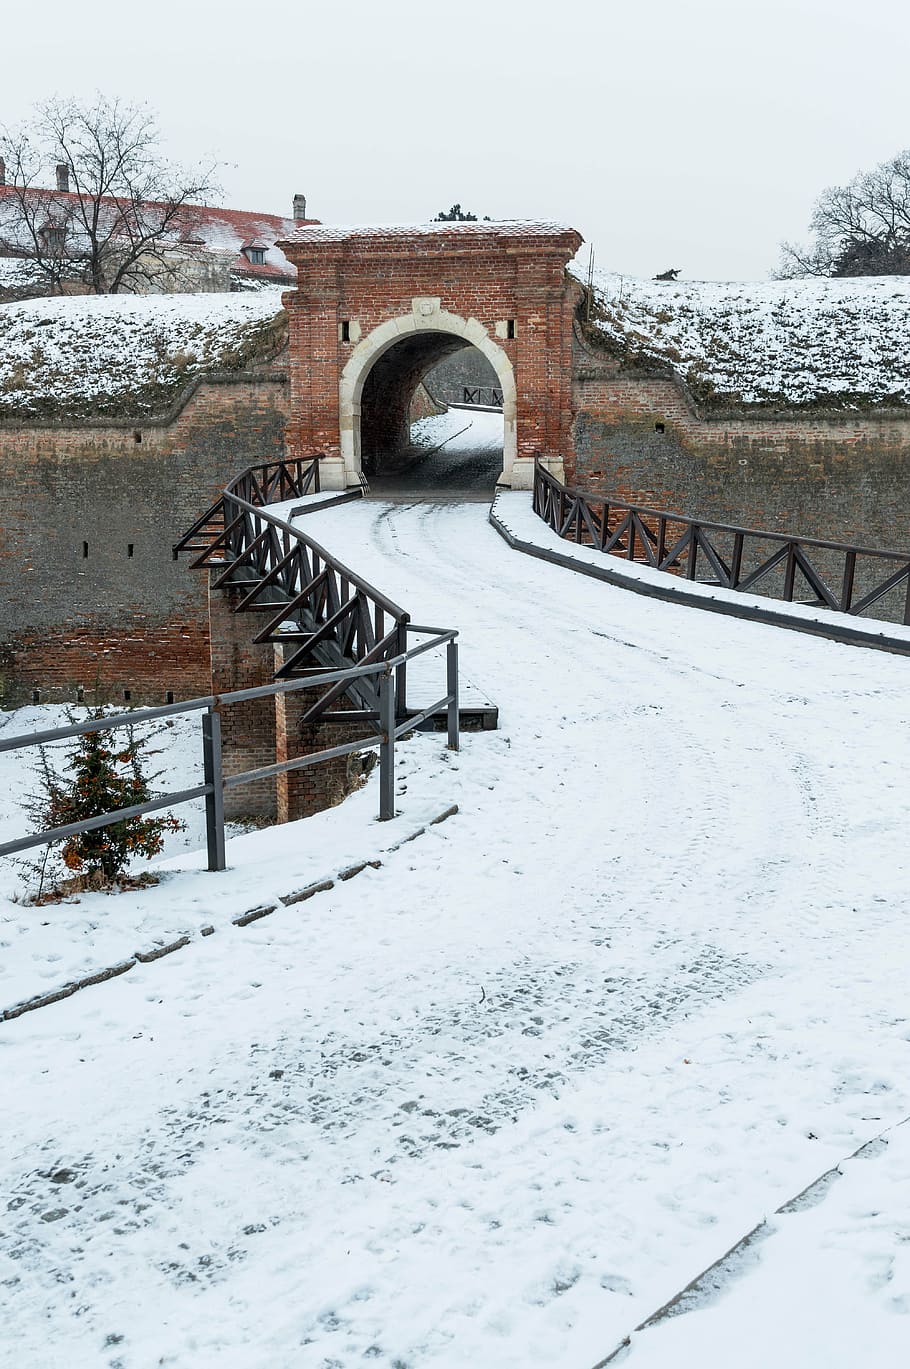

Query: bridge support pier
[
  {"left": 209, "top": 579, "right": 374, "bottom": 826},
  {"left": 208, "top": 579, "right": 281, "bottom": 822},
  {"left": 275, "top": 684, "right": 368, "bottom": 823},
  {"left": 315, "top": 454, "right": 350, "bottom": 491}
]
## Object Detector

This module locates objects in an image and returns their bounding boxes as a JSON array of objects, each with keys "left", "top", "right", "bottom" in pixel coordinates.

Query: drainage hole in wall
[
  {"left": 165, "top": 690, "right": 174, "bottom": 704},
  {"left": 127, "top": 544, "right": 134, "bottom": 558},
  {"left": 655, "top": 422, "right": 666, "bottom": 434}
]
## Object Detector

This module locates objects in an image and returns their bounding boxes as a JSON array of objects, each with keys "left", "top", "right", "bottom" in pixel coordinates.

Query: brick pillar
[
  {"left": 275, "top": 677, "right": 372, "bottom": 823},
  {"left": 208, "top": 576, "right": 281, "bottom": 821},
  {"left": 283, "top": 263, "right": 347, "bottom": 489}
]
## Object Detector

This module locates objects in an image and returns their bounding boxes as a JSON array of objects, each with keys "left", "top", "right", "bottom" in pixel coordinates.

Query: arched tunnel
[{"left": 360, "top": 331, "right": 504, "bottom": 494}]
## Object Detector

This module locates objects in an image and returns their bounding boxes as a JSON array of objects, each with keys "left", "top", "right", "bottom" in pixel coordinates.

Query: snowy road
[
  {"left": 367, "top": 409, "right": 504, "bottom": 500},
  {"left": 3, "top": 496, "right": 910, "bottom": 1368}
]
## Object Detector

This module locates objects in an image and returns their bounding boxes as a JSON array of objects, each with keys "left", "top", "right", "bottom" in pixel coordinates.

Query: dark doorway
[{"left": 361, "top": 333, "right": 504, "bottom": 499}]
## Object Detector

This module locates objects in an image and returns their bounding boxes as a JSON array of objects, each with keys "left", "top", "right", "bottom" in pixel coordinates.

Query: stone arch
[{"left": 339, "top": 304, "right": 517, "bottom": 488}]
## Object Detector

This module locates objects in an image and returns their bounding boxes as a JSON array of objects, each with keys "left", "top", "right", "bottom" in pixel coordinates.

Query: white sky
[{"left": 5, "top": 0, "right": 909, "bottom": 281}]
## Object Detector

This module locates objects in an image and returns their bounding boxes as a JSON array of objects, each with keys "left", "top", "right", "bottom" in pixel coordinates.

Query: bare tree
[
  {"left": 0, "top": 95, "right": 220, "bottom": 294},
  {"left": 778, "top": 150, "right": 910, "bottom": 278}
]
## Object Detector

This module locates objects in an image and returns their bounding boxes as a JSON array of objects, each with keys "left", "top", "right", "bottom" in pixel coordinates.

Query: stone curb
[
  {"left": 1, "top": 806, "right": 458, "bottom": 1024},
  {"left": 590, "top": 1115, "right": 910, "bottom": 1367},
  {"left": 490, "top": 502, "right": 910, "bottom": 659}
]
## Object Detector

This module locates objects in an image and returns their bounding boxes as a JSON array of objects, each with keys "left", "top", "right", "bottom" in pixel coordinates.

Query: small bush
[{"left": 23, "top": 709, "right": 181, "bottom": 899}]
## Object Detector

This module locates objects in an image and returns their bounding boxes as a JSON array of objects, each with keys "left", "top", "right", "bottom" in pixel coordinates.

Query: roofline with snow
[{"left": 277, "top": 220, "right": 583, "bottom": 255}]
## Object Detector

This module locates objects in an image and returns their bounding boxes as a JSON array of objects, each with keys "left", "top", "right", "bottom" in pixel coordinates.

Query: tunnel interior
[{"left": 360, "top": 332, "right": 501, "bottom": 485}]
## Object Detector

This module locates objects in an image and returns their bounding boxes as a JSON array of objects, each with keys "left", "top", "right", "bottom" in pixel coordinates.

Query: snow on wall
[
  {"left": 0, "top": 290, "right": 286, "bottom": 417},
  {"left": 574, "top": 264, "right": 910, "bottom": 407}
]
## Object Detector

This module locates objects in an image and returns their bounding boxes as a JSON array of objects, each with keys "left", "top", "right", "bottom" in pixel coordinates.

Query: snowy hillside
[
  {"left": 0, "top": 290, "right": 286, "bottom": 418},
  {"left": 575, "top": 264, "right": 910, "bottom": 407}
]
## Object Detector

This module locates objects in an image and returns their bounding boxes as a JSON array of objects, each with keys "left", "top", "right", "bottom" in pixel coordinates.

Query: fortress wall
[
  {"left": 0, "top": 372, "right": 288, "bottom": 707},
  {"left": 571, "top": 341, "right": 910, "bottom": 551}
]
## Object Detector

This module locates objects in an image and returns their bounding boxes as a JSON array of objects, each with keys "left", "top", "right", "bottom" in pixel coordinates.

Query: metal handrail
[
  {"left": 536, "top": 461, "right": 910, "bottom": 562},
  {"left": 0, "top": 627, "right": 459, "bottom": 873},
  {"left": 223, "top": 491, "right": 408, "bottom": 621}
]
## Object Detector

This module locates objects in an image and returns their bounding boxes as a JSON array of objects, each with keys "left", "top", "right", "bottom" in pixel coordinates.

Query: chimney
[
  {"left": 56, "top": 163, "right": 70, "bottom": 193},
  {"left": 0, "top": 158, "right": 5, "bottom": 187},
  {"left": 293, "top": 192, "right": 307, "bottom": 223}
]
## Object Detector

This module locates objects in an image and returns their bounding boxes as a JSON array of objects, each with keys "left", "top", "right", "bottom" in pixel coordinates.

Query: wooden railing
[
  {"left": 175, "top": 454, "right": 321, "bottom": 558},
  {"left": 462, "top": 385, "right": 503, "bottom": 408},
  {"left": 533, "top": 460, "right": 910, "bottom": 624},
  {"left": 175, "top": 456, "right": 427, "bottom": 726}
]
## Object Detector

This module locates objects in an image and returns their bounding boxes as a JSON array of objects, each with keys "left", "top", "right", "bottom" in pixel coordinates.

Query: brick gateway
[{"left": 277, "top": 221, "right": 582, "bottom": 490}]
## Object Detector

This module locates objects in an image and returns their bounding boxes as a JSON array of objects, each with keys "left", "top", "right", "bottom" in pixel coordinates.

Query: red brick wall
[
  {"left": 571, "top": 342, "right": 910, "bottom": 549},
  {"left": 208, "top": 579, "right": 280, "bottom": 821},
  {"left": 281, "top": 227, "right": 583, "bottom": 471},
  {"left": 0, "top": 372, "right": 288, "bottom": 707}
]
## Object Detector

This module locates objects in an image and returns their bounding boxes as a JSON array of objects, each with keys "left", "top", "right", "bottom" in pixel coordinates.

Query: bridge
[{"left": 5, "top": 229, "right": 910, "bottom": 1367}]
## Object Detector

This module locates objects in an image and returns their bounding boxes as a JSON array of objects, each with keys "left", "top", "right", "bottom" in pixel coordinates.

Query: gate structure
[{"left": 276, "top": 220, "right": 583, "bottom": 491}]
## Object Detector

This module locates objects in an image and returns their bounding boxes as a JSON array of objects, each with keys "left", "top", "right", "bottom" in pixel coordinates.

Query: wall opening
[
  {"left": 359, "top": 333, "right": 504, "bottom": 495},
  {"left": 340, "top": 312, "right": 517, "bottom": 495}
]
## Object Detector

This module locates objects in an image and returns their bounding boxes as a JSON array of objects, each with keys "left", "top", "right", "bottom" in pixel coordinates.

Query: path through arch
[{"left": 339, "top": 310, "right": 517, "bottom": 499}]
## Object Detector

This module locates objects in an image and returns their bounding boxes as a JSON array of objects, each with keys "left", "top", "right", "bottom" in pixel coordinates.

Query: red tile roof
[{"left": 0, "top": 186, "right": 319, "bottom": 282}]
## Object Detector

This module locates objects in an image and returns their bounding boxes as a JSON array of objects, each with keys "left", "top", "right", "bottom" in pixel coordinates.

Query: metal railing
[
  {"left": 2, "top": 451, "right": 461, "bottom": 876},
  {"left": 0, "top": 633, "right": 459, "bottom": 875},
  {"left": 176, "top": 455, "right": 321, "bottom": 555},
  {"left": 533, "top": 460, "right": 910, "bottom": 624},
  {"left": 174, "top": 456, "right": 416, "bottom": 725},
  {"left": 462, "top": 385, "right": 503, "bottom": 408}
]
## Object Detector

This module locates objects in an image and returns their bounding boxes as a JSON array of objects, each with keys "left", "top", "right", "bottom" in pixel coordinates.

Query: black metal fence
[
  {"left": 173, "top": 456, "right": 416, "bottom": 726},
  {"left": 0, "top": 635, "right": 459, "bottom": 875},
  {"left": 533, "top": 460, "right": 910, "bottom": 624},
  {"left": 462, "top": 386, "right": 503, "bottom": 408}
]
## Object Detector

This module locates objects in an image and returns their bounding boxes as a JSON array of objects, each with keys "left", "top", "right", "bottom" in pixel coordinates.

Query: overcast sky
[{"left": 5, "top": 0, "right": 909, "bottom": 280}]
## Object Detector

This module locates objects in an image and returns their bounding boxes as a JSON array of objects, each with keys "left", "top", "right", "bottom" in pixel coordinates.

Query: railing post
[
  {"left": 783, "top": 542, "right": 797, "bottom": 601},
  {"left": 395, "top": 621, "right": 408, "bottom": 721},
  {"left": 730, "top": 532, "right": 744, "bottom": 589},
  {"left": 841, "top": 549, "right": 857, "bottom": 613},
  {"left": 379, "top": 669, "right": 395, "bottom": 821},
  {"left": 446, "top": 639, "right": 460, "bottom": 752},
  {"left": 202, "top": 707, "right": 226, "bottom": 872},
  {"left": 686, "top": 527, "right": 699, "bottom": 580}
]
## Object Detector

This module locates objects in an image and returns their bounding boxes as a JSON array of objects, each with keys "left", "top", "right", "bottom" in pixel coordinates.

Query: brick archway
[
  {"left": 278, "top": 221, "right": 583, "bottom": 491},
  {"left": 339, "top": 308, "right": 517, "bottom": 486}
]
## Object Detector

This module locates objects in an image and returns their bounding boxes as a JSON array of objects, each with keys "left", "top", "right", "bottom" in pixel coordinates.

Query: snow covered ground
[
  {"left": 409, "top": 409, "right": 503, "bottom": 459},
  {"left": 616, "top": 1119, "right": 910, "bottom": 1369},
  {"left": 2, "top": 495, "right": 910, "bottom": 1368},
  {"left": 573, "top": 262, "right": 910, "bottom": 406},
  {"left": 363, "top": 408, "right": 504, "bottom": 498},
  {"left": 0, "top": 290, "right": 284, "bottom": 416}
]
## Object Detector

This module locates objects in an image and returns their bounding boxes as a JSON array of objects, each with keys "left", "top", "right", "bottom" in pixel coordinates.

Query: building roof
[{"left": 0, "top": 186, "right": 319, "bottom": 282}]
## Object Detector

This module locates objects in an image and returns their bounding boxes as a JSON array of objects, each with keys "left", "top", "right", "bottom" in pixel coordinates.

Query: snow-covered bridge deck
[{"left": 2, "top": 496, "right": 909, "bottom": 1367}]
